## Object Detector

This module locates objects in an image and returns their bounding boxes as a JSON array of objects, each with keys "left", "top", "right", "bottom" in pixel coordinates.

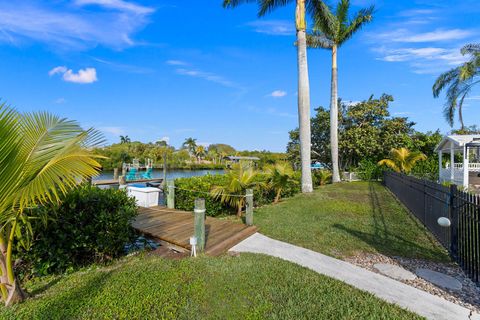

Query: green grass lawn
[
  {"left": 0, "top": 253, "right": 422, "bottom": 320},
  {"left": 255, "top": 181, "right": 449, "bottom": 261}
]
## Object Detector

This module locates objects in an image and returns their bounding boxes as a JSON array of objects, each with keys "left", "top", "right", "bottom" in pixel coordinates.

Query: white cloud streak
[
  {"left": 246, "top": 20, "right": 294, "bottom": 36},
  {"left": 0, "top": 1, "right": 154, "bottom": 50},
  {"left": 49, "top": 66, "right": 98, "bottom": 84},
  {"left": 268, "top": 90, "right": 287, "bottom": 98}
]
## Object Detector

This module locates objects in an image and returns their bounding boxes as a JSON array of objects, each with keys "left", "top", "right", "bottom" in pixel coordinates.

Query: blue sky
[{"left": 0, "top": 0, "right": 479, "bottom": 152}]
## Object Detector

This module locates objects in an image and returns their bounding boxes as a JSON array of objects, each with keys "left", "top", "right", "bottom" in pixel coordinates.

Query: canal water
[{"left": 93, "top": 169, "right": 224, "bottom": 181}]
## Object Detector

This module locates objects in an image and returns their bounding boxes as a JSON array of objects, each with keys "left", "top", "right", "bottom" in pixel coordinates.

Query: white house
[{"left": 435, "top": 135, "right": 480, "bottom": 188}]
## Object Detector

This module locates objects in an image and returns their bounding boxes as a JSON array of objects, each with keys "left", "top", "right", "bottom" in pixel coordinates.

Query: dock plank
[{"left": 132, "top": 206, "right": 257, "bottom": 256}]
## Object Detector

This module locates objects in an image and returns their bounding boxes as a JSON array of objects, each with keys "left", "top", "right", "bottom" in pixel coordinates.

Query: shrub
[
  {"left": 356, "top": 159, "right": 384, "bottom": 181},
  {"left": 174, "top": 174, "right": 233, "bottom": 216},
  {"left": 312, "top": 169, "right": 332, "bottom": 186},
  {"left": 15, "top": 186, "right": 138, "bottom": 277},
  {"left": 174, "top": 172, "right": 301, "bottom": 215}
]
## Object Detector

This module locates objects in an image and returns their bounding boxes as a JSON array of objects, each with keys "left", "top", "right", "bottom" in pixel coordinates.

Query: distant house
[
  {"left": 224, "top": 156, "right": 260, "bottom": 163},
  {"left": 435, "top": 134, "right": 480, "bottom": 189}
]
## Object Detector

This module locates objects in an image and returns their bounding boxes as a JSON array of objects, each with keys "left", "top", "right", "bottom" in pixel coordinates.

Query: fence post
[
  {"left": 113, "top": 168, "right": 119, "bottom": 180},
  {"left": 449, "top": 184, "right": 458, "bottom": 259},
  {"left": 245, "top": 189, "right": 254, "bottom": 226},
  {"left": 194, "top": 198, "right": 206, "bottom": 252},
  {"left": 167, "top": 180, "right": 175, "bottom": 209}
]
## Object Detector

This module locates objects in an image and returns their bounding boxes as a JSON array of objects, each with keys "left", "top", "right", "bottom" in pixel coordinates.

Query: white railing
[
  {"left": 446, "top": 163, "right": 480, "bottom": 171},
  {"left": 439, "top": 168, "right": 464, "bottom": 185}
]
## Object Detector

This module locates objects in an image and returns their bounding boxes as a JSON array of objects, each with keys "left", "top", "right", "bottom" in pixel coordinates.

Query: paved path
[{"left": 230, "top": 233, "right": 479, "bottom": 320}]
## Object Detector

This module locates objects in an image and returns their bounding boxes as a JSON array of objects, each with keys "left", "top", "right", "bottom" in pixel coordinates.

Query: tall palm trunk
[
  {"left": 296, "top": 0, "right": 313, "bottom": 193},
  {"left": 459, "top": 107, "right": 465, "bottom": 131},
  {"left": 330, "top": 45, "right": 341, "bottom": 183}
]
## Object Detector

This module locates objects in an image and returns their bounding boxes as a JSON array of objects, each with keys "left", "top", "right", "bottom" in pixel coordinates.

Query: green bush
[
  {"left": 174, "top": 172, "right": 301, "bottom": 215},
  {"left": 312, "top": 169, "right": 332, "bottom": 186},
  {"left": 15, "top": 186, "right": 138, "bottom": 277},
  {"left": 174, "top": 174, "right": 233, "bottom": 216},
  {"left": 356, "top": 159, "right": 384, "bottom": 181}
]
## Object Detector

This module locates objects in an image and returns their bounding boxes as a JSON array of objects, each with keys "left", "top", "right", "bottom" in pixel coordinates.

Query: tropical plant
[
  {"left": 0, "top": 103, "right": 103, "bottom": 305},
  {"left": 195, "top": 145, "right": 206, "bottom": 162},
  {"left": 378, "top": 148, "right": 426, "bottom": 174},
  {"left": 211, "top": 164, "right": 259, "bottom": 216},
  {"left": 223, "top": 0, "right": 314, "bottom": 193},
  {"left": 182, "top": 137, "right": 197, "bottom": 155},
  {"left": 265, "top": 163, "right": 297, "bottom": 203},
  {"left": 308, "top": 0, "right": 374, "bottom": 183},
  {"left": 433, "top": 43, "right": 480, "bottom": 130},
  {"left": 313, "top": 169, "right": 332, "bottom": 186},
  {"left": 120, "top": 135, "right": 131, "bottom": 144}
]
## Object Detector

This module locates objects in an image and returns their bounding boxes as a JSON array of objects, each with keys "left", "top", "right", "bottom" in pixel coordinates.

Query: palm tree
[
  {"left": 308, "top": 0, "right": 374, "bottom": 183},
  {"left": 223, "top": 0, "right": 314, "bottom": 193},
  {"left": 378, "top": 148, "right": 426, "bottom": 174},
  {"left": 182, "top": 137, "right": 197, "bottom": 155},
  {"left": 265, "top": 162, "right": 297, "bottom": 203},
  {"left": 0, "top": 103, "right": 103, "bottom": 305},
  {"left": 433, "top": 43, "right": 480, "bottom": 130},
  {"left": 211, "top": 164, "right": 258, "bottom": 216},
  {"left": 120, "top": 135, "right": 130, "bottom": 144},
  {"left": 195, "top": 145, "right": 206, "bottom": 162}
]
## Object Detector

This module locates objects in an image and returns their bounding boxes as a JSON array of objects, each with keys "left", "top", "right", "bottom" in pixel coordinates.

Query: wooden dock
[
  {"left": 132, "top": 206, "right": 257, "bottom": 256},
  {"left": 93, "top": 178, "right": 163, "bottom": 187}
]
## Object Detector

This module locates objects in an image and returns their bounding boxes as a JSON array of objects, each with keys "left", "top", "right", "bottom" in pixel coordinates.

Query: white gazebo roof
[{"left": 434, "top": 135, "right": 480, "bottom": 152}]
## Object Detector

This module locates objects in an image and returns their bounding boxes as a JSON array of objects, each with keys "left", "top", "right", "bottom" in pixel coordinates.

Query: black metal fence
[{"left": 383, "top": 171, "right": 479, "bottom": 284}]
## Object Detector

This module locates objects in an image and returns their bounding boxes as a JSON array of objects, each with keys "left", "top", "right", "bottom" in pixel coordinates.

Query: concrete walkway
[{"left": 229, "top": 233, "right": 479, "bottom": 320}]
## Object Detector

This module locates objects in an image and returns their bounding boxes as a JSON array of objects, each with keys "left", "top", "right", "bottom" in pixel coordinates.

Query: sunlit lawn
[
  {"left": 255, "top": 181, "right": 449, "bottom": 261},
  {"left": 0, "top": 253, "right": 422, "bottom": 320}
]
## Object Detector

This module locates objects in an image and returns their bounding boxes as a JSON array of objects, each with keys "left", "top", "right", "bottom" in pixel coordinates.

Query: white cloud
[
  {"left": 74, "top": 0, "right": 154, "bottom": 15},
  {"left": 0, "top": 1, "right": 154, "bottom": 50},
  {"left": 99, "top": 126, "right": 125, "bottom": 135},
  {"left": 54, "top": 97, "right": 66, "bottom": 104},
  {"left": 268, "top": 90, "right": 287, "bottom": 98},
  {"left": 166, "top": 60, "right": 187, "bottom": 66},
  {"left": 466, "top": 96, "right": 480, "bottom": 101},
  {"left": 49, "top": 66, "right": 98, "bottom": 84},
  {"left": 159, "top": 136, "right": 170, "bottom": 143},
  {"left": 197, "top": 142, "right": 211, "bottom": 147},
  {"left": 384, "top": 28, "right": 474, "bottom": 43},
  {"left": 175, "top": 68, "right": 238, "bottom": 88},
  {"left": 246, "top": 20, "right": 294, "bottom": 36}
]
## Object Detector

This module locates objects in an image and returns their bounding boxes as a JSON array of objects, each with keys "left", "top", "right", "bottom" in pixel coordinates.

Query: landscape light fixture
[
  {"left": 190, "top": 236, "right": 197, "bottom": 257},
  {"left": 437, "top": 217, "right": 451, "bottom": 228}
]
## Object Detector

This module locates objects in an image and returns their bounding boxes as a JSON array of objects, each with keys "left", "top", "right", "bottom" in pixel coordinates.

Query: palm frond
[
  {"left": 339, "top": 5, "right": 374, "bottom": 46},
  {"left": 377, "top": 159, "right": 400, "bottom": 172},
  {"left": 461, "top": 43, "right": 480, "bottom": 55},
  {"left": 258, "top": 0, "right": 292, "bottom": 17},
  {"left": 432, "top": 67, "right": 459, "bottom": 97},
  {"left": 310, "top": 0, "right": 336, "bottom": 39},
  {"left": 306, "top": 31, "right": 334, "bottom": 49},
  {"left": 223, "top": 0, "right": 257, "bottom": 9}
]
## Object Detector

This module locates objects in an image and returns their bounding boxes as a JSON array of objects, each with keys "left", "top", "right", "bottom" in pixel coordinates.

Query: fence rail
[{"left": 383, "top": 171, "right": 479, "bottom": 284}]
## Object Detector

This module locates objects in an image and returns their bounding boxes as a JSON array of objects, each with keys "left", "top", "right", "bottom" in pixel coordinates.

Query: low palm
[
  {"left": 211, "top": 164, "right": 258, "bottom": 216},
  {"left": 0, "top": 103, "right": 103, "bottom": 305},
  {"left": 182, "top": 137, "right": 197, "bottom": 155},
  {"left": 265, "top": 163, "right": 297, "bottom": 203},
  {"left": 433, "top": 43, "right": 480, "bottom": 130},
  {"left": 378, "top": 148, "right": 426, "bottom": 174},
  {"left": 308, "top": 0, "right": 374, "bottom": 183}
]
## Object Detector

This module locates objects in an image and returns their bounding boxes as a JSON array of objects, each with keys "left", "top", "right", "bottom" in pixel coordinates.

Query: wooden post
[
  {"left": 163, "top": 152, "right": 167, "bottom": 188},
  {"left": 113, "top": 168, "right": 119, "bottom": 180},
  {"left": 167, "top": 180, "right": 175, "bottom": 209},
  {"left": 463, "top": 145, "right": 469, "bottom": 189},
  {"left": 194, "top": 198, "right": 206, "bottom": 252},
  {"left": 245, "top": 189, "right": 254, "bottom": 226},
  {"left": 122, "top": 164, "right": 126, "bottom": 177}
]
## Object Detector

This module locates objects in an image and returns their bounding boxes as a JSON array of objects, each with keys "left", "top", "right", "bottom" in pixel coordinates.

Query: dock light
[
  {"left": 437, "top": 217, "right": 451, "bottom": 227},
  {"left": 190, "top": 236, "right": 197, "bottom": 257}
]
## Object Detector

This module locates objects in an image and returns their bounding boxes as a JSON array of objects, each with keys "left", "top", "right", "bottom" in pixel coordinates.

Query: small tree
[
  {"left": 265, "top": 163, "right": 297, "bottom": 203},
  {"left": 211, "top": 164, "right": 258, "bottom": 216},
  {"left": 378, "top": 148, "right": 426, "bottom": 174},
  {"left": 0, "top": 103, "right": 103, "bottom": 305}
]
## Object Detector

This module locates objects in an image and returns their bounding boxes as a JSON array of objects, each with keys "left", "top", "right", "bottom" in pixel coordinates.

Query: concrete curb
[{"left": 229, "top": 233, "right": 478, "bottom": 320}]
